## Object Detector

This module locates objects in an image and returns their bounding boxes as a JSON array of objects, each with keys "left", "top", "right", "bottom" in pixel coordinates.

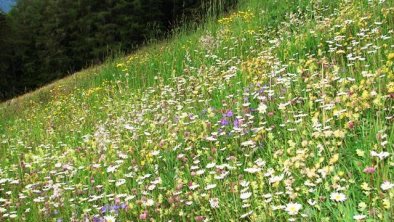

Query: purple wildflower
[
  {"left": 234, "top": 119, "right": 240, "bottom": 128},
  {"left": 220, "top": 118, "right": 229, "bottom": 126},
  {"left": 93, "top": 216, "right": 104, "bottom": 222},
  {"left": 225, "top": 110, "right": 233, "bottom": 117},
  {"left": 101, "top": 205, "right": 108, "bottom": 214},
  {"left": 363, "top": 166, "right": 375, "bottom": 174}
]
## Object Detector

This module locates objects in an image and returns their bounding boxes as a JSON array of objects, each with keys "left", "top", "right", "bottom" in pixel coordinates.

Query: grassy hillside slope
[{"left": 0, "top": 0, "right": 394, "bottom": 221}]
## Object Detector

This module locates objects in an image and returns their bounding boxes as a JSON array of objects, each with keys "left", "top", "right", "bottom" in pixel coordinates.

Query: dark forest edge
[{"left": 0, "top": 0, "right": 237, "bottom": 101}]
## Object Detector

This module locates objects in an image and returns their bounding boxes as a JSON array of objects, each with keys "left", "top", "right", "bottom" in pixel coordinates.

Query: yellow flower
[
  {"left": 361, "top": 90, "right": 369, "bottom": 100},
  {"left": 356, "top": 149, "right": 365, "bottom": 157},
  {"left": 358, "top": 202, "right": 367, "bottom": 211},
  {"left": 388, "top": 53, "right": 394, "bottom": 60},
  {"left": 333, "top": 130, "right": 345, "bottom": 138},
  {"left": 361, "top": 182, "right": 371, "bottom": 191},
  {"left": 387, "top": 82, "right": 394, "bottom": 93},
  {"left": 383, "top": 199, "right": 390, "bottom": 209},
  {"left": 329, "top": 154, "right": 339, "bottom": 165},
  {"left": 330, "top": 192, "right": 346, "bottom": 202}
]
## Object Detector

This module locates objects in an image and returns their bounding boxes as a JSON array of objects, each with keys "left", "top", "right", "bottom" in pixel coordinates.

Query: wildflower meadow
[{"left": 0, "top": 0, "right": 393, "bottom": 221}]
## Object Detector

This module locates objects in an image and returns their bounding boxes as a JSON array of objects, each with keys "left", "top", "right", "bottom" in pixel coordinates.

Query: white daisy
[
  {"left": 209, "top": 198, "right": 219, "bottom": 208},
  {"left": 258, "top": 103, "right": 267, "bottom": 114},
  {"left": 330, "top": 192, "right": 347, "bottom": 202},
  {"left": 240, "top": 210, "right": 253, "bottom": 219},
  {"left": 244, "top": 167, "right": 261, "bottom": 173},
  {"left": 205, "top": 184, "right": 217, "bottom": 190},
  {"left": 241, "top": 140, "right": 255, "bottom": 147},
  {"left": 106, "top": 165, "right": 118, "bottom": 173},
  {"left": 206, "top": 162, "right": 216, "bottom": 169},
  {"left": 240, "top": 192, "right": 252, "bottom": 200},
  {"left": 381, "top": 181, "right": 394, "bottom": 191},
  {"left": 353, "top": 214, "right": 367, "bottom": 221},
  {"left": 104, "top": 215, "right": 116, "bottom": 222},
  {"left": 115, "top": 179, "right": 126, "bottom": 187},
  {"left": 269, "top": 174, "right": 284, "bottom": 184},
  {"left": 370, "top": 151, "right": 390, "bottom": 160},
  {"left": 285, "top": 202, "right": 302, "bottom": 215},
  {"left": 144, "top": 199, "right": 155, "bottom": 207}
]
